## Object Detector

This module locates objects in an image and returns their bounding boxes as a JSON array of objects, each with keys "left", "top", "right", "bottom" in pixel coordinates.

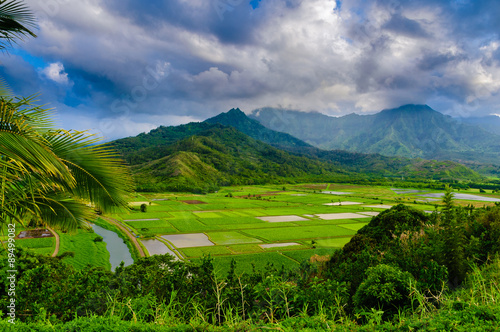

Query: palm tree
[
  {"left": 0, "top": 0, "right": 37, "bottom": 95},
  {"left": 0, "top": 96, "right": 133, "bottom": 231},
  {"left": 0, "top": 1, "right": 132, "bottom": 231},
  {"left": 0, "top": 0, "right": 36, "bottom": 48}
]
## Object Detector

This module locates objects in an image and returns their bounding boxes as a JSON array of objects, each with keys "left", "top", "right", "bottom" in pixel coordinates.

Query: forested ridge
[{"left": 111, "top": 110, "right": 486, "bottom": 193}]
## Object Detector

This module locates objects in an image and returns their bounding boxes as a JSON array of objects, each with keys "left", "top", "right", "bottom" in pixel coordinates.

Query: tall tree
[
  {"left": 0, "top": 0, "right": 36, "bottom": 48},
  {"left": 0, "top": 0, "right": 37, "bottom": 95},
  {"left": 0, "top": 96, "right": 133, "bottom": 231}
]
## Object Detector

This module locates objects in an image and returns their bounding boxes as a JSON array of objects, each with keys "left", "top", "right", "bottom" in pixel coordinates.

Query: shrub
[
  {"left": 357, "top": 204, "right": 428, "bottom": 243},
  {"left": 353, "top": 264, "right": 415, "bottom": 318},
  {"left": 140, "top": 203, "right": 147, "bottom": 212}
]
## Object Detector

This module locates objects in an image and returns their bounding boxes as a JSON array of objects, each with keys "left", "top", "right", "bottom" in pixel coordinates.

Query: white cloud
[{"left": 41, "top": 62, "right": 71, "bottom": 85}]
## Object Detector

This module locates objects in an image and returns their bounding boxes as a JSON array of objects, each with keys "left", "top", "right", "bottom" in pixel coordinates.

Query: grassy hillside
[
  {"left": 131, "top": 126, "right": 351, "bottom": 192},
  {"left": 4, "top": 201, "right": 500, "bottom": 331},
  {"left": 111, "top": 109, "right": 484, "bottom": 192}
]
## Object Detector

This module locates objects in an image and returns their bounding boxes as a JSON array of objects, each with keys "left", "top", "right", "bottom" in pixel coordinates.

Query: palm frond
[
  {"left": 0, "top": 97, "right": 72, "bottom": 182},
  {"left": 32, "top": 195, "right": 90, "bottom": 232},
  {"left": 0, "top": 131, "right": 75, "bottom": 183},
  {"left": 1, "top": 96, "right": 133, "bottom": 231},
  {"left": 0, "top": 76, "right": 11, "bottom": 97},
  {"left": 0, "top": 0, "right": 37, "bottom": 50},
  {"left": 45, "top": 130, "right": 134, "bottom": 212},
  {"left": 0, "top": 96, "right": 56, "bottom": 134}
]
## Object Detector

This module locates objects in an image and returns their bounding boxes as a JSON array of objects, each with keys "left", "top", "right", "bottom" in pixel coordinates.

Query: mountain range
[
  {"left": 111, "top": 106, "right": 485, "bottom": 192},
  {"left": 459, "top": 115, "right": 500, "bottom": 136},
  {"left": 249, "top": 105, "right": 500, "bottom": 168}
]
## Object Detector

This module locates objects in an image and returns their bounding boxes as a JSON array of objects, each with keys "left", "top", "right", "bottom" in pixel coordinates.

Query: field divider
[
  {"left": 155, "top": 236, "right": 186, "bottom": 261},
  {"left": 237, "top": 230, "right": 268, "bottom": 243},
  {"left": 277, "top": 251, "right": 301, "bottom": 264},
  {"left": 98, "top": 215, "right": 145, "bottom": 258},
  {"left": 165, "top": 220, "right": 181, "bottom": 233},
  {"left": 47, "top": 227, "right": 60, "bottom": 257}
]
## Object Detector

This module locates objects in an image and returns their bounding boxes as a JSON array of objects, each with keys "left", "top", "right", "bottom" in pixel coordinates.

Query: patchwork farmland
[
  {"left": 8, "top": 183, "right": 500, "bottom": 274},
  {"left": 108, "top": 183, "right": 500, "bottom": 274}
]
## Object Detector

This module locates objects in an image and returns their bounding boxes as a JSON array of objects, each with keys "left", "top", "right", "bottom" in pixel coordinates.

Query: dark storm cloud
[
  {"left": 1, "top": 0, "right": 499, "bottom": 139},
  {"left": 417, "top": 52, "right": 466, "bottom": 72},
  {"left": 382, "top": 14, "right": 429, "bottom": 38},
  {"left": 103, "top": 0, "right": 264, "bottom": 45}
]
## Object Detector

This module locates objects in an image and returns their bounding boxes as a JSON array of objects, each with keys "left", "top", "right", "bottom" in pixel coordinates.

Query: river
[{"left": 91, "top": 224, "right": 134, "bottom": 271}]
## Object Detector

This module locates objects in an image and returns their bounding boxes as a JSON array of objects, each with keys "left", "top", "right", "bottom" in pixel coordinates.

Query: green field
[
  {"left": 15, "top": 237, "right": 55, "bottom": 255},
  {"left": 117, "top": 184, "right": 473, "bottom": 271},
  {"left": 207, "top": 252, "right": 300, "bottom": 275},
  {"left": 57, "top": 229, "right": 111, "bottom": 270},
  {"left": 15, "top": 183, "right": 500, "bottom": 272},
  {"left": 207, "top": 231, "right": 262, "bottom": 245}
]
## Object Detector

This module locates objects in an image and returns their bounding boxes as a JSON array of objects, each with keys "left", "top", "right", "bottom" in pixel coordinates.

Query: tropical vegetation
[
  {"left": 1, "top": 1, "right": 500, "bottom": 331},
  {"left": 0, "top": 0, "right": 37, "bottom": 95},
  {"left": 0, "top": 96, "right": 133, "bottom": 230},
  {"left": 1, "top": 194, "right": 500, "bottom": 330}
]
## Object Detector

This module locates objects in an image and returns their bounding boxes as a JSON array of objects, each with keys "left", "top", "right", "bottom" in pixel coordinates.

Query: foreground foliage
[
  {"left": 1, "top": 199, "right": 500, "bottom": 330},
  {"left": 0, "top": 96, "right": 133, "bottom": 230}
]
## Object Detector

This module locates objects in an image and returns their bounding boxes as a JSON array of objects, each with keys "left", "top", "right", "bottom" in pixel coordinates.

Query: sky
[{"left": 1, "top": 0, "right": 500, "bottom": 140}]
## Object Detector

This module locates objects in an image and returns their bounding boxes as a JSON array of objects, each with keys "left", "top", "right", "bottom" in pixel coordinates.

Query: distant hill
[
  {"left": 250, "top": 105, "right": 500, "bottom": 166},
  {"left": 459, "top": 115, "right": 500, "bottom": 136},
  {"left": 111, "top": 122, "right": 212, "bottom": 165},
  {"left": 112, "top": 108, "right": 482, "bottom": 192},
  {"left": 130, "top": 125, "right": 351, "bottom": 192},
  {"left": 205, "top": 108, "right": 311, "bottom": 149}
]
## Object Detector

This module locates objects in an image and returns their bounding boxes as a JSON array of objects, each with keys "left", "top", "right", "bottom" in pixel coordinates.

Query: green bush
[{"left": 353, "top": 264, "right": 415, "bottom": 318}]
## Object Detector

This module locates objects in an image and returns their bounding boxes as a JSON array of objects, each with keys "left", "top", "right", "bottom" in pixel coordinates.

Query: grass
[
  {"left": 253, "top": 208, "right": 312, "bottom": 216},
  {"left": 168, "top": 219, "right": 221, "bottom": 232},
  {"left": 124, "top": 211, "right": 173, "bottom": 219},
  {"left": 241, "top": 225, "right": 357, "bottom": 242},
  {"left": 208, "top": 251, "right": 300, "bottom": 276},
  {"left": 227, "top": 244, "right": 264, "bottom": 254},
  {"left": 57, "top": 228, "right": 111, "bottom": 270},
  {"left": 207, "top": 231, "right": 262, "bottom": 245},
  {"left": 291, "top": 219, "right": 360, "bottom": 226},
  {"left": 30, "top": 247, "right": 54, "bottom": 255},
  {"left": 180, "top": 246, "right": 232, "bottom": 258},
  {"left": 15, "top": 237, "right": 55, "bottom": 255},
  {"left": 314, "top": 237, "right": 352, "bottom": 247},
  {"left": 217, "top": 222, "right": 299, "bottom": 230},
  {"left": 338, "top": 222, "right": 369, "bottom": 231},
  {"left": 140, "top": 227, "right": 179, "bottom": 236},
  {"left": 282, "top": 248, "right": 339, "bottom": 263},
  {"left": 125, "top": 219, "right": 174, "bottom": 229},
  {"left": 193, "top": 211, "right": 223, "bottom": 218},
  {"left": 199, "top": 216, "right": 264, "bottom": 225},
  {"left": 15, "top": 237, "right": 55, "bottom": 248}
]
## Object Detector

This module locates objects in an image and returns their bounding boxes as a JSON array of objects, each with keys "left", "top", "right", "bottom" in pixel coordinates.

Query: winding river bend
[{"left": 91, "top": 224, "right": 134, "bottom": 271}]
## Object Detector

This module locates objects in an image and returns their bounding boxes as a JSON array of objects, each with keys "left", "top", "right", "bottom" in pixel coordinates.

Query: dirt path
[
  {"left": 48, "top": 227, "right": 60, "bottom": 257},
  {"left": 99, "top": 216, "right": 145, "bottom": 258}
]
